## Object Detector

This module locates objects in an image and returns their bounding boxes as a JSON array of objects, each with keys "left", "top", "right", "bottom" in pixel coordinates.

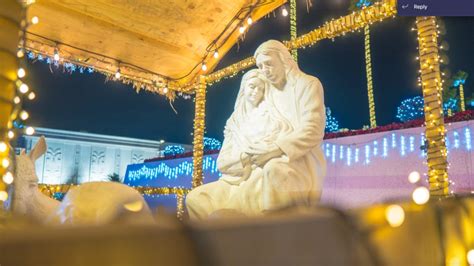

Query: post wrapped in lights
[
  {"left": 453, "top": 71, "right": 468, "bottom": 112},
  {"left": 0, "top": 0, "right": 23, "bottom": 203},
  {"left": 192, "top": 75, "right": 207, "bottom": 188},
  {"left": 289, "top": 0, "right": 298, "bottom": 61},
  {"left": 416, "top": 17, "right": 449, "bottom": 197},
  {"left": 364, "top": 25, "right": 377, "bottom": 128}
]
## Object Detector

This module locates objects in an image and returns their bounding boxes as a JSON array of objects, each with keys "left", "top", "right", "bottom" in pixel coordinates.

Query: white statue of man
[
  {"left": 251, "top": 39, "right": 326, "bottom": 208},
  {"left": 186, "top": 40, "right": 326, "bottom": 219}
]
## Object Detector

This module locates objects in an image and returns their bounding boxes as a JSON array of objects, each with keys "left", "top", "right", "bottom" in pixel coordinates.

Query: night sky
[{"left": 23, "top": 0, "right": 474, "bottom": 145}]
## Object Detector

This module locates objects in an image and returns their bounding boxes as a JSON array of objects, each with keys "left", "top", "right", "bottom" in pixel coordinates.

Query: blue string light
[
  {"left": 331, "top": 145, "right": 336, "bottom": 163},
  {"left": 453, "top": 79, "right": 466, "bottom": 87},
  {"left": 163, "top": 145, "right": 185, "bottom": 157},
  {"left": 365, "top": 145, "right": 370, "bottom": 165},
  {"left": 356, "top": 0, "right": 373, "bottom": 8},
  {"left": 325, "top": 107, "right": 340, "bottom": 133},
  {"left": 454, "top": 131, "right": 460, "bottom": 148},
  {"left": 396, "top": 96, "right": 425, "bottom": 122},
  {"left": 126, "top": 126, "right": 473, "bottom": 183},
  {"left": 203, "top": 137, "right": 222, "bottom": 151},
  {"left": 443, "top": 98, "right": 458, "bottom": 114},
  {"left": 466, "top": 128, "right": 472, "bottom": 150},
  {"left": 401, "top": 136, "right": 406, "bottom": 156},
  {"left": 27, "top": 51, "right": 95, "bottom": 74},
  {"left": 373, "top": 141, "right": 378, "bottom": 156}
]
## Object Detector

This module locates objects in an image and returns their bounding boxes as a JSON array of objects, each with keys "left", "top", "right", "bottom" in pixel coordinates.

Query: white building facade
[{"left": 20, "top": 127, "right": 191, "bottom": 184}]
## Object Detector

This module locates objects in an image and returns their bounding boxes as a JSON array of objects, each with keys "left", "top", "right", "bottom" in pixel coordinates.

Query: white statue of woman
[{"left": 186, "top": 69, "right": 293, "bottom": 219}]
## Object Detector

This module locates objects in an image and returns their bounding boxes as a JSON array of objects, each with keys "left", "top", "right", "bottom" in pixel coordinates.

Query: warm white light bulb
[
  {"left": 467, "top": 249, "right": 474, "bottom": 265},
  {"left": 28, "top": 92, "right": 36, "bottom": 100},
  {"left": 17, "top": 49, "right": 25, "bottom": 58},
  {"left": 25, "top": 126, "right": 35, "bottom": 135},
  {"left": 20, "top": 110, "right": 29, "bottom": 120},
  {"left": 19, "top": 83, "right": 29, "bottom": 94},
  {"left": 2, "top": 158, "right": 10, "bottom": 168},
  {"left": 17, "top": 68, "right": 26, "bottom": 78},
  {"left": 7, "top": 131, "right": 15, "bottom": 139},
  {"left": 247, "top": 17, "right": 253, "bottom": 25},
  {"left": 160, "top": 139, "right": 165, "bottom": 143},
  {"left": 13, "top": 96, "right": 21, "bottom": 104},
  {"left": 0, "top": 191, "right": 8, "bottom": 202},
  {"left": 282, "top": 8, "right": 288, "bottom": 17},
  {"left": 385, "top": 204, "right": 405, "bottom": 227},
  {"left": 115, "top": 69, "right": 121, "bottom": 79},
  {"left": 213, "top": 51, "right": 219, "bottom": 59},
  {"left": 2, "top": 172, "right": 13, "bottom": 184},
  {"left": 201, "top": 63, "right": 207, "bottom": 71},
  {"left": 408, "top": 171, "right": 421, "bottom": 184},
  {"left": 412, "top": 187, "right": 430, "bottom": 205},
  {"left": 162, "top": 87, "right": 169, "bottom": 94},
  {"left": 0, "top": 142, "right": 7, "bottom": 152},
  {"left": 54, "top": 50, "right": 60, "bottom": 61},
  {"left": 31, "top": 16, "right": 39, "bottom": 25},
  {"left": 239, "top": 25, "right": 246, "bottom": 34}
]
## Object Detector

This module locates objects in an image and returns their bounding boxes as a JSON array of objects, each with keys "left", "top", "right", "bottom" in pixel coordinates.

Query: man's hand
[{"left": 250, "top": 147, "right": 284, "bottom": 167}]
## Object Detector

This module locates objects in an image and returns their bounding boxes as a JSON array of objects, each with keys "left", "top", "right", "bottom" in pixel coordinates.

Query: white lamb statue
[{"left": 9, "top": 136, "right": 154, "bottom": 225}]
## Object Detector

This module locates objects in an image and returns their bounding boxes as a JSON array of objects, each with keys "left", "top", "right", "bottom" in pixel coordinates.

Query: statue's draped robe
[{"left": 186, "top": 69, "right": 326, "bottom": 219}]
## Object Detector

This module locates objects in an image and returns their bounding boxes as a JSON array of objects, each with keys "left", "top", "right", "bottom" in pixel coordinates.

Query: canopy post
[
  {"left": 416, "top": 16, "right": 449, "bottom": 197},
  {"left": 192, "top": 75, "right": 207, "bottom": 188},
  {"left": 0, "top": 0, "right": 22, "bottom": 202}
]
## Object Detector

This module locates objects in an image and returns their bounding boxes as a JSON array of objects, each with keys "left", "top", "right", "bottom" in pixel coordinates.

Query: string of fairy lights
[
  {"left": 38, "top": 184, "right": 190, "bottom": 220},
  {"left": 0, "top": 1, "right": 37, "bottom": 204}
]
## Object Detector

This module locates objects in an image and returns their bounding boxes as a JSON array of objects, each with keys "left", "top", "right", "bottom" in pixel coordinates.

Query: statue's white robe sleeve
[
  {"left": 217, "top": 133, "right": 245, "bottom": 176},
  {"left": 275, "top": 78, "right": 325, "bottom": 161}
]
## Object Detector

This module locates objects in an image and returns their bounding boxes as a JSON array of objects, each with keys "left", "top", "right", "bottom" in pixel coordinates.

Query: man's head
[{"left": 254, "top": 40, "right": 297, "bottom": 87}]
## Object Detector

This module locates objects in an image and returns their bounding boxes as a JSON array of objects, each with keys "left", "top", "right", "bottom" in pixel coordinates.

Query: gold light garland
[
  {"left": 24, "top": 39, "right": 184, "bottom": 99},
  {"left": 460, "top": 84, "right": 465, "bottom": 112},
  {"left": 38, "top": 184, "right": 191, "bottom": 197},
  {"left": 192, "top": 75, "right": 207, "bottom": 188},
  {"left": 38, "top": 184, "right": 191, "bottom": 218},
  {"left": 289, "top": 0, "right": 298, "bottom": 61},
  {"left": 206, "top": 0, "right": 397, "bottom": 85},
  {"left": 364, "top": 25, "right": 377, "bottom": 128},
  {"left": 416, "top": 17, "right": 449, "bottom": 197},
  {"left": 176, "top": 194, "right": 185, "bottom": 220}
]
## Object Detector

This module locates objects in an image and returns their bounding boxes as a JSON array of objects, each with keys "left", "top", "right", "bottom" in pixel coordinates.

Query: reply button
[{"left": 413, "top": 4, "right": 428, "bottom": 11}]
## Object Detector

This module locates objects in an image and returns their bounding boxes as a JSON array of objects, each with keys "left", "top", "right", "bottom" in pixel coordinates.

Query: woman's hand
[
  {"left": 240, "top": 152, "right": 252, "bottom": 167},
  {"left": 250, "top": 147, "right": 283, "bottom": 167}
]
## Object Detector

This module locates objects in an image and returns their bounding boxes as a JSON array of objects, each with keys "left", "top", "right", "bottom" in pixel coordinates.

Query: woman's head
[{"left": 241, "top": 69, "right": 267, "bottom": 107}]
